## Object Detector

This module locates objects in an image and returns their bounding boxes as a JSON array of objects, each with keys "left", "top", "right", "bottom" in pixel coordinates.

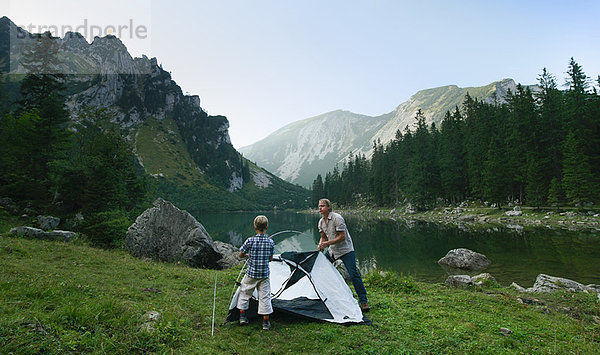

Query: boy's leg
[
  {"left": 256, "top": 278, "right": 273, "bottom": 330},
  {"left": 256, "top": 278, "right": 273, "bottom": 315},
  {"left": 339, "top": 251, "right": 368, "bottom": 305},
  {"left": 236, "top": 275, "right": 255, "bottom": 311}
]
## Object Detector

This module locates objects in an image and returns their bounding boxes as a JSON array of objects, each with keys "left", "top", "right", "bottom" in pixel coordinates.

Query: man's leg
[{"left": 339, "top": 251, "right": 368, "bottom": 305}]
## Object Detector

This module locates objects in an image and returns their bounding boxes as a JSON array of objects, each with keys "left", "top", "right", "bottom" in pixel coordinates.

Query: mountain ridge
[
  {"left": 1, "top": 16, "right": 309, "bottom": 211},
  {"left": 240, "top": 78, "right": 537, "bottom": 187}
]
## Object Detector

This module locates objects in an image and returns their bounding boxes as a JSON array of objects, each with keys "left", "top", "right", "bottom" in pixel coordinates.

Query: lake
[{"left": 197, "top": 211, "right": 600, "bottom": 287}]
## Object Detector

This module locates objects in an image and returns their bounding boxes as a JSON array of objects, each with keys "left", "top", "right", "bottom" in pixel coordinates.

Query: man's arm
[
  {"left": 318, "top": 230, "right": 345, "bottom": 251},
  {"left": 239, "top": 251, "right": 247, "bottom": 258}
]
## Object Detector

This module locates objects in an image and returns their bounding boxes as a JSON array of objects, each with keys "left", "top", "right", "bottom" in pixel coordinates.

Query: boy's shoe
[
  {"left": 262, "top": 320, "right": 271, "bottom": 330},
  {"left": 239, "top": 312, "right": 248, "bottom": 325},
  {"left": 360, "top": 303, "right": 370, "bottom": 313}
]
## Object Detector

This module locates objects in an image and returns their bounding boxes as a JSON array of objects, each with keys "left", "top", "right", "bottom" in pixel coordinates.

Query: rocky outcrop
[
  {"left": 9, "top": 226, "right": 77, "bottom": 241},
  {"left": 438, "top": 248, "right": 491, "bottom": 270},
  {"left": 126, "top": 198, "right": 222, "bottom": 268},
  {"left": 512, "top": 274, "right": 600, "bottom": 296}
]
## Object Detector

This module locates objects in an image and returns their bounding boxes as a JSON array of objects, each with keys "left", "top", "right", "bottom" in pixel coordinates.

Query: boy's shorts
[{"left": 237, "top": 274, "right": 273, "bottom": 315}]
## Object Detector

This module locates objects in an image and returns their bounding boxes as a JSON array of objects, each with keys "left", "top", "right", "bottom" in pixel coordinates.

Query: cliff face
[
  {"left": 1, "top": 16, "right": 309, "bottom": 210},
  {"left": 2, "top": 16, "right": 239, "bottom": 190}
]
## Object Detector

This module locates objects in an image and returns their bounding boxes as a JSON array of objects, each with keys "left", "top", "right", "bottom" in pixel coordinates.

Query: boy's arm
[{"left": 239, "top": 251, "right": 248, "bottom": 258}]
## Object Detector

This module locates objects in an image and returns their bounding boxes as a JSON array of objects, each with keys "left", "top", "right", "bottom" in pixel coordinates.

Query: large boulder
[
  {"left": 126, "top": 198, "right": 222, "bottom": 268},
  {"left": 438, "top": 248, "right": 491, "bottom": 270}
]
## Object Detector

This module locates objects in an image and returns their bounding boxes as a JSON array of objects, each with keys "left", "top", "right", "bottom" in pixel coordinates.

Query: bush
[{"left": 79, "top": 210, "right": 131, "bottom": 248}]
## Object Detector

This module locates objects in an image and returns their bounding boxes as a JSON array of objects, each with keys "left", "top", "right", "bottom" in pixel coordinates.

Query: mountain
[
  {"left": 240, "top": 79, "right": 536, "bottom": 187},
  {"left": 0, "top": 16, "right": 309, "bottom": 212},
  {"left": 239, "top": 110, "right": 393, "bottom": 187}
]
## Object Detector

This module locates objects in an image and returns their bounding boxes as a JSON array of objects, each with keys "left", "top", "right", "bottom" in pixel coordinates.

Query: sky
[{"left": 5, "top": 0, "right": 600, "bottom": 148}]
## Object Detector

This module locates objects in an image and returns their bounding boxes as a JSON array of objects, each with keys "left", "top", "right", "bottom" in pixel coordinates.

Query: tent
[{"left": 226, "top": 251, "right": 370, "bottom": 325}]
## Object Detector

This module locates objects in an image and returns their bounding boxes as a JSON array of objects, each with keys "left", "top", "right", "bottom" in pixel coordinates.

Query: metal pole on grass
[{"left": 212, "top": 271, "right": 217, "bottom": 336}]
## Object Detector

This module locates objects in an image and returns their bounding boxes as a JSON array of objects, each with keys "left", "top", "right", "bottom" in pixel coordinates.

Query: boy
[{"left": 237, "top": 215, "right": 275, "bottom": 330}]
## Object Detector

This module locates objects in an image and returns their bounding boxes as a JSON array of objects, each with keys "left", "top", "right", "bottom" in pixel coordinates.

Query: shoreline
[{"left": 304, "top": 204, "right": 600, "bottom": 232}]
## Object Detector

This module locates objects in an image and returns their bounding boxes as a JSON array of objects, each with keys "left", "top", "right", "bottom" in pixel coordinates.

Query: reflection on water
[{"left": 196, "top": 211, "right": 600, "bottom": 286}]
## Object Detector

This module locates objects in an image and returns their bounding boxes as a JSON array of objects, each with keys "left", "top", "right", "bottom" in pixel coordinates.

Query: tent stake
[{"left": 212, "top": 271, "right": 217, "bottom": 336}]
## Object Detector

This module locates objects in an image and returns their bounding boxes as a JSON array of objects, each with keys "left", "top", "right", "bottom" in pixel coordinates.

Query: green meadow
[{"left": 1, "top": 233, "right": 599, "bottom": 354}]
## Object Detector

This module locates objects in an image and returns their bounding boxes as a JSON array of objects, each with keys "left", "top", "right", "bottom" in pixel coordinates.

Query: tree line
[
  {"left": 312, "top": 59, "right": 600, "bottom": 209},
  {"left": 0, "top": 32, "right": 149, "bottom": 247}
]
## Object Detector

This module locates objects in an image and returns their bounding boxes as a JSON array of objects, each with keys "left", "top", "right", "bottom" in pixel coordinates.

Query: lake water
[{"left": 197, "top": 211, "right": 600, "bottom": 287}]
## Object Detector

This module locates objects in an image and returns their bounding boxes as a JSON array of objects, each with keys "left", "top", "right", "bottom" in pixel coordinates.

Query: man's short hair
[
  {"left": 254, "top": 215, "right": 269, "bottom": 232},
  {"left": 319, "top": 198, "right": 332, "bottom": 212}
]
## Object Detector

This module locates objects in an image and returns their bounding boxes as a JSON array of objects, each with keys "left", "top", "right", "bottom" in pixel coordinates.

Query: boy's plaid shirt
[{"left": 240, "top": 234, "right": 275, "bottom": 279}]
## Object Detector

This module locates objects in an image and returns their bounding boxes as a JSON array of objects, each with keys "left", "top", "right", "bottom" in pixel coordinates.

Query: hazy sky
[{"left": 5, "top": 0, "right": 600, "bottom": 148}]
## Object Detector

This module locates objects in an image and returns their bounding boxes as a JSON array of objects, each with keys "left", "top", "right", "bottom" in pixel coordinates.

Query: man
[{"left": 317, "top": 198, "right": 369, "bottom": 312}]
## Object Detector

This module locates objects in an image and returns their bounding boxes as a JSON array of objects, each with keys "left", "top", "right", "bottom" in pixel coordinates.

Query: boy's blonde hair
[
  {"left": 254, "top": 215, "right": 269, "bottom": 233},
  {"left": 319, "top": 198, "right": 332, "bottom": 212}
]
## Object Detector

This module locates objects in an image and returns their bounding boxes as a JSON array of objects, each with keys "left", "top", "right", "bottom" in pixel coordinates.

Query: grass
[
  {"left": 1, "top": 235, "right": 599, "bottom": 354},
  {"left": 135, "top": 115, "right": 207, "bottom": 185}
]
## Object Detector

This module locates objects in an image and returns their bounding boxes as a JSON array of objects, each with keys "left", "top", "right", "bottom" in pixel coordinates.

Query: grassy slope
[
  {"left": 1, "top": 234, "right": 598, "bottom": 354},
  {"left": 135, "top": 115, "right": 207, "bottom": 186}
]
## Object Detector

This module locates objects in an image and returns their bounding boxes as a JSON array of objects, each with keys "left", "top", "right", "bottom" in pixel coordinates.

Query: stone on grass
[{"left": 445, "top": 275, "right": 474, "bottom": 288}]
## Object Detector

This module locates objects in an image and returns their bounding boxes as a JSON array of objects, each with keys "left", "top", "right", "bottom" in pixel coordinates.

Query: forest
[
  {"left": 312, "top": 59, "right": 600, "bottom": 210},
  {"left": 0, "top": 33, "right": 149, "bottom": 247}
]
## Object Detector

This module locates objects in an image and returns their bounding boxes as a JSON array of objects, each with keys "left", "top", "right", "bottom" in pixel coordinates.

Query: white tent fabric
[{"left": 227, "top": 251, "right": 368, "bottom": 324}]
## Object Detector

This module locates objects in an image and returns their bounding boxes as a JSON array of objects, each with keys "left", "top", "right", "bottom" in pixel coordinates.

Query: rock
[
  {"left": 458, "top": 214, "right": 476, "bottom": 222},
  {"left": 472, "top": 273, "right": 497, "bottom": 286},
  {"left": 529, "top": 274, "right": 588, "bottom": 293},
  {"left": 36, "top": 215, "right": 60, "bottom": 230},
  {"left": 515, "top": 274, "right": 598, "bottom": 294},
  {"left": 9, "top": 226, "right": 77, "bottom": 241},
  {"left": 438, "top": 248, "right": 491, "bottom": 270},
  {"left": 586, "top": 284, "right": 600, "bottom": 294},
  {"left": 505, "top": 206, "right": 523, "bottom": 216},
  {"left": 126, "top": 198, "right": 222, "bottom": 269},
  {"left": 445, "top": 275, "right": 474, "bottom": 288},
  {"left": 145, "top": 311, "right": 162, "bottom": 322},
  {"left": 499, "top": 327, "right": 513, "bottom": 336},
  {"left": 511, "top": 282, "right": 527, "bottom": 292},
  {"left": 214, "top": 241, "right": 244, "bottom": 269}
]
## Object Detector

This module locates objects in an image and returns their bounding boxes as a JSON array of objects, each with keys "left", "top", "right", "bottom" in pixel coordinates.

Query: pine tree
[
  {"left": 482, "top": 137, "right": 510, "bottom": 208},
  {"left": 14, "top": 31, "right": 72, "bottom": 201},
  {"left": 535, "top": 68, "right": 565, "bottom": 187},
  {"left": 505, "top": 85, "right": 536, "bottom": 203},
  {"left": 18, "top": 32, "right": 65, "bottom": 111},
  {"left": 311, "top": 174, "right": 324, "bottom": 205},
  {"left": 406, "top": 110, "right": 439, "bottom": 209},
  {"left": 438, "top": 107, "right": 466, "bottom": 204},
  {"left": 561, "top": 131, "right": 597, "bottom": 204}
]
